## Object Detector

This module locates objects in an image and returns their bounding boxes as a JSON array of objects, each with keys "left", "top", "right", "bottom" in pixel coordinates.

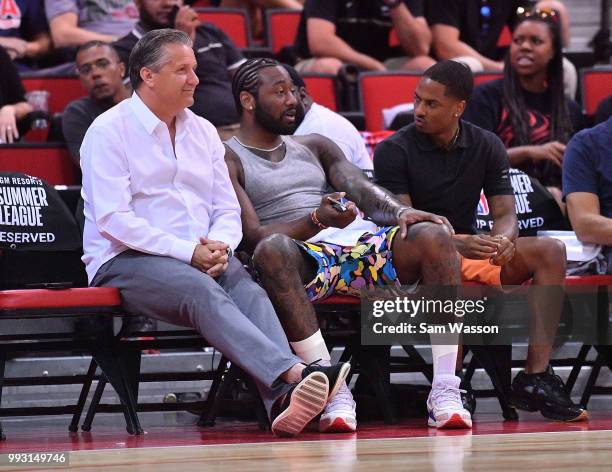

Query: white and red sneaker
[
  {"left": 319, "top": 382, "right": 357, "bottom": 433},
  {"left": 427, "top": 375, "right": 472, "bottom": 429}
]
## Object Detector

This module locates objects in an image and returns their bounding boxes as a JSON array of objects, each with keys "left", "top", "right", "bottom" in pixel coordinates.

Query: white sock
[
  {"left": 431, "top": 343, "right": 458, "bottom": 383},
  {"left": 290, "top": 330, "right": 331, "bottom": 366}
]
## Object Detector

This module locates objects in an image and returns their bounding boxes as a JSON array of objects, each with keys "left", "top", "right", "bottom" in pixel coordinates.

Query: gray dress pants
[{"left": 91, "top": 250, "right": 299, "bottom": 415}]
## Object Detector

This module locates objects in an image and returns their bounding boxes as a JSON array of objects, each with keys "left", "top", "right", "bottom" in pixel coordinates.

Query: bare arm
[
  {"left": 566, "top": 192, "right": 612, "bottom": 245},
  {"left": 390, "top": 6, "right": 431, "bottom": 57},
  {"left": 431, "top": 24, "right": 503, "bottom": 71},
  {"left": 49, "top": 12, "right": 115, "bottom": 48},
  {"left": 306, "top": 18, "right": 384, "bottom": 71},
  {"left": 25, "top": 32, "right": 52, "bottom": 58},
  {"left": 488, "top": 194, "right": 519, "bottom": 241},
  {"left": 307, "top": 135, "right": 453, "bottom": 234}
]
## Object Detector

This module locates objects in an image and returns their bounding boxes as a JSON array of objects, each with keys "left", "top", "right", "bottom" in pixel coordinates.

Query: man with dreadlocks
[
  {"left": 375, "top": 60, "right": 586, "bottom": 422},
  {"left": 225, "top": 57, "right": 473, "bottom": 432}
]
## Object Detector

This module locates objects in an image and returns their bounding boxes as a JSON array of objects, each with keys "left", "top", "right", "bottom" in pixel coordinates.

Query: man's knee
[
  {"left": 308, "top": 57, "right": 343, "bottom": 75},
  {"left": 406, "top": 222, "right": 454, "bottom": 252},
  {"left": 253, "top": 233, "right": 299, "bottom": 272},
  {"left": 535, "top": 237, "right": 567, "bottom": 269}
]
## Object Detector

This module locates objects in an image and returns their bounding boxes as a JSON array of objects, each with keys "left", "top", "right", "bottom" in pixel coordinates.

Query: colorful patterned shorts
[{"left": 294, "top": 226, "right": 400, "bottom": 301}]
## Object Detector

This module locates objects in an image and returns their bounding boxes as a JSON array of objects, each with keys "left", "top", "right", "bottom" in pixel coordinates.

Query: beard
[
  {"left": 254, "top": 102, "right": 296, "bottom": 135},
  {"left": 140, "top": 7, "right": 169, "bottom": 30}
]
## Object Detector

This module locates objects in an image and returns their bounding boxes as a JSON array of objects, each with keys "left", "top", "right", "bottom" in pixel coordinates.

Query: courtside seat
[
  {"left": 581, "top": 67, "right": 612, "bottom": 116},
  {"left": 474, "top": 72, "right": 504, "bottom": 86},
  {"left": 21, "top": 75, "right": 87, "bottom": 116},
  {"left": 265, "top": 8, "right": 301, "bottom": 54},
  {"left": 302, "top": 73, "right": 339, "bottom": 112},
  {"left": 359, "top": 72, "right": 421, "bottom": 131},
  {"left": 195, "top": 7, "right": 251, "bottom": 49},
  {"left": 0, "top": 287, "right": 120, "bottom": 313},
  {"left": 0, "top": 144, "right": 76, "bottom": 185}
]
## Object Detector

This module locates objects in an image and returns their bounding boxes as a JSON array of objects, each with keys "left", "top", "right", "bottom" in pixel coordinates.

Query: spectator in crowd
[
  {"left": 463, "top": 8, "right": 582, "bottom": 203},
  {"left": 374, "top": 60, "right": 585, "bottom": 422},
  {"left": 563, "top": 117, "right": 612, "bottom": 272},
  {"left": 225, "top": 58, "right": 472, "bottom": 432},
  {"left": 81, "top": 29, "right": 350, "bottom": 438},
  {"left": 63, "top": 41, "right": 129, "bottom": 165},
  {"left": 595, "top": 96, "right": 612, "bottom": 125},
  {"left": 0, "top": 0, "right": 51, "bottom": 68},
  {"left": 427, "top": 1, "right": 576, "bottom": 97},
  {"left": 282, "top": 63, "right": 372, "bottom": 170},
  {"left": 0, "top": 46, "right": 32, "bottom": 144},
  {"left": 45, "top": 0, "right": 138, "bottom": 49},
  {"left": 294, "top": 0, "right": 435, "bottom": 74},
  {"left": 114, "top": 0, "right": 245, "bottom": 139}
]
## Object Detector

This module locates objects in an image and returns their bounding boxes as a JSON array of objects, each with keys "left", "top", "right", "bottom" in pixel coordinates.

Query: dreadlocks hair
[
  {"left": 232, "top": 57, "right": 281, "bottom": 115},
  {"left": 502, "top": 14, "right": 573, "bottom": 146}
]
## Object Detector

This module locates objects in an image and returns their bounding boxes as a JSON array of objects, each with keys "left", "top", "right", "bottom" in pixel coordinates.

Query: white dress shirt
[
  {"left": 294, "top": 102, "right": 373, "bottom": 170},
  {"left": 80, "top": 92, "right": 242, "bottom": 283}
]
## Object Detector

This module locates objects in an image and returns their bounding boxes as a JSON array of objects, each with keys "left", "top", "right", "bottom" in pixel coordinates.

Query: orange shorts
[{"left": 460, "top": 257, "right": 502, "bottom": 286}]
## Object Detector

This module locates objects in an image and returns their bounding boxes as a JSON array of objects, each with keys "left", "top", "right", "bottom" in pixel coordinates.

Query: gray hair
[{"left": 128, "top": 28, "right": 193, "bottom": 90}]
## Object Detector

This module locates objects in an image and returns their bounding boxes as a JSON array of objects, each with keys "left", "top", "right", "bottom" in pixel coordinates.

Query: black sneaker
[
  {"left": 271, "top": 371, "right": 329, "bottom": 437},
  {"left": 456, "top": 371, "right": 476, "bottom": 416},
  {"left": 301, "top": 361, "right": 351, "bottom": 400},
  {"left": 510, "top": 366, "right": 588, "bottom": 422}
]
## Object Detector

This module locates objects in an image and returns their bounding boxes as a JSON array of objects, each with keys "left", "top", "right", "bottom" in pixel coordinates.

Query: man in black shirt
[
  {"left": 113, "top": 0, "right": 245, "bottom": 138},
  {"left": 63, "top": 41, "right": 130, "bottom": 165},
  {"left": 427, "top": 0, "right": 569, "bottom": 72},
  {"left": 294, "top": 0, "right": 435, "bottom": 74},
  {"left": 374, "top": 60, "right": 587, "bottom": 422}
]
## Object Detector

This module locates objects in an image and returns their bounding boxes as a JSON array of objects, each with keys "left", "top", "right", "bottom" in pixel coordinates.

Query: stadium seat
[
  {"left": 303, "top": 73, "right": 338, "bottom": 111},
  {"left": 21, "top": 75, "right": 87, "bottom": 116},
  {"left": 0, "top": 144, "right": 76, "bottom": 185},
  {"left": 473, "top": 72, "right": 504, "bottom": 86},
  {"left": 581, "top": 67, "right": 612, "bottom": 115},
  {"left": 265, "top": 9, "right": 301, "bottom": 54},
  {"left": 191, "top": 0, "right": 212, "bottom": 6},
  {"left": 195, "top": 7, "right": 251, "bottom": 49},
  {"left": 359, "top": 72, "right": 420, "bottom": 131}
]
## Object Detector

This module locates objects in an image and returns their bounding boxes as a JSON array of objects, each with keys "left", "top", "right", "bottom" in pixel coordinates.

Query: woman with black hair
[
  {"left": 0, "top": 46, "right": 32, "bottom": 144},
  {"left": 463, "top": 7, "right": 583, "bottom": 193}
]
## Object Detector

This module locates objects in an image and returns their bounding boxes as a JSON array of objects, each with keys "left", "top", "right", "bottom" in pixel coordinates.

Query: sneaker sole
[
  {"left": 319, "top": 416, "right": 357, "bottom": 433},
  {"left": 541, "top": 408, "right": 589, "bottom": 422},
  {"left": 328, "top": 362, "right": 351, "bottom": 401},
  {"left": 271, "top": 372, "right": 329, "bottom": 437},
  {"left": 428, "top": 413, "right": 472, "bottom": 429}
]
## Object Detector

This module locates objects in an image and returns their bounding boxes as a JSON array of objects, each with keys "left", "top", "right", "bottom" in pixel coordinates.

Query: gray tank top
[{"left": 225, "top": 136, "right": 327, "bottom": 225}]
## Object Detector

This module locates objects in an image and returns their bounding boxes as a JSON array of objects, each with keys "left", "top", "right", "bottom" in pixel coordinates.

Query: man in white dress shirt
[
  {"left": 282, "top": 64, "right": 373, "bottom": 170},
  {"left": 79, "top": 29, "right": 350, "bottom": 437}
]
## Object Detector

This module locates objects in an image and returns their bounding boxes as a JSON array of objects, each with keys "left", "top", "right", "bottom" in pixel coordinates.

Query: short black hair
[
  {"left": 128, "top": 29, "right": 192, "bottom": 90},
  {"left": 231, "top": 57, "right": 282, "bottom": 115},
  {"left": 423, "top": 60, "right": 474, "bottom": 101},
  {"left": 76, "top": 40, "right": 120, "bottom": 62},
  {"left": 281, "top": 63, "right": 305, "bottom": 88}
]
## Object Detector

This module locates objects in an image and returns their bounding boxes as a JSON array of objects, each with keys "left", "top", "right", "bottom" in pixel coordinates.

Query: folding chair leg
[
  {"left": 468, "top": 345, "right": 518, "bottom": 420},
  {"left": 402, "top": 345, "right": 434, "bottom": 382},
  {"left": 81, "top": 376, "right": 107, "bottom": 432},
  {"left": 356, "top": 345, "right": 397, "bottom": 424},
  {"left": 198, "top": 356, "right": 230, "bottom": 427},
  {"left": 69, "top": 358, "right": 98, "bottom": 432},
  {"left": 565, "top": 345, "right": 591, "bottom": 395},
  {"left": 580, "top": 354, "right": 603, "bottom": 408},
  {"left": 199, "top": 360, "right": 236, "bottom": 427},
  {"left": 244, "top": 375, "right": 270, "bottom": 431},
  {"left": 0, "top": 353, "right": 5, "bottom": 441},
  {"left": 92, "top": 347, "right": 143, "bottom": 434}
]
